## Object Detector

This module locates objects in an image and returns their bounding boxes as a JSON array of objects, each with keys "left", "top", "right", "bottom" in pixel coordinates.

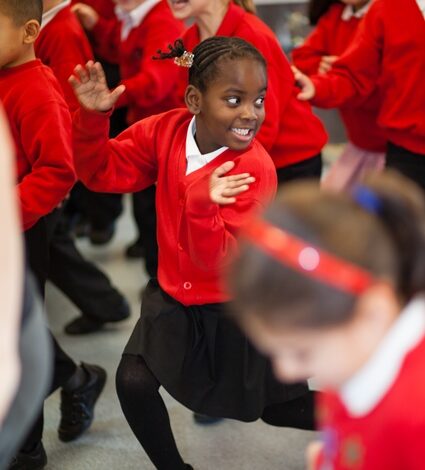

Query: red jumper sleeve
[
  {"left": 72, "top": 107, "right": 158, "bottom": 193},
  {"left": 18, "top": 101, "right": 76, "bottom": 230}
]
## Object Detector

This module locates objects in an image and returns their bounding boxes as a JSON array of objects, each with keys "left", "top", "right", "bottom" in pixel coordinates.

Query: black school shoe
[
  {"left": 64, "top": 299, "right": 130, "bottom": 335},
  {"left": 58, "top": 363, "right": 107, "bottom": 442},
  {"left": 8, "top": 442, "right": 47, "bottom": 470}
]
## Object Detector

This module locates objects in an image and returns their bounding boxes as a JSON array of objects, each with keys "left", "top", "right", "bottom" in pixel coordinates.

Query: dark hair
[
  {"left": 0, "top": 0, "right": 42, "bottom": 25},
  {"left": 230, "top": 171, "right": 425, "bottom": 329},
  {"left": 233, "top": 0, "right": 256, "bottom": 14},
  {"left": 154, "top": 36, "right": 266, "bottom": 92},
  {"left": 307, "top": 0, "right": 340, "bottom": 25}
]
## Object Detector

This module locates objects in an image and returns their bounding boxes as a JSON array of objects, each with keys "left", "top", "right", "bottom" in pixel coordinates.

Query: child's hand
[
  {"left": 210, "top": 161, "right": 255, "bottom": 205},
  {"left": 291, "top": 66, "right": 316, "bottom": 101},
  {"left": 306, "top": 440, "right": 324, "bottom": 470},
  {"left": 71, "top": 3, "right": 99, "bottom": 31},
  {"left": 318, "top": 55, "right": 338, "bottom": 74},
  {"left": 69, "top": 61, "right": 126, "bottom": 112}
]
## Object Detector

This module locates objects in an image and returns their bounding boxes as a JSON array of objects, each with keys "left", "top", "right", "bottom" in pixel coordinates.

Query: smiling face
[{"left": 186, "top": 57, "right": 267, "bottom": 154}]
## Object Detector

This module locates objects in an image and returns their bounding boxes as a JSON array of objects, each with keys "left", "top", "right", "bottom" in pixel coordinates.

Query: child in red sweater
[
  {"left": 232, "top": 172, "right": 425, "bottom": 470},
  {"left": 72, "top": 0, "right": 185, "bottom": 274},
  {"left": 293, "top": 0, "right": 425, "bottom": 188},
  {"left": 292, "top": 0, "right": 386, "bottom": 191},
  {"left": 70, "top": 36, "right": 315, "bottom": 469},
  {"left": 168, "top": 0, "right": 328, "bottom": 183},
  {"left": 0, "top": 1, "right": 106, "bottom": 467}
]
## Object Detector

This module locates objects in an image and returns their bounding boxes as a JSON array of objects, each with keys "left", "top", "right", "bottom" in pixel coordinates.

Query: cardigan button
[
  {"left": 178, "top": 244, "right": 183, "bottom": 251},
  {"left": 183, "top": 282, "right": 192, "bottom": 290}
]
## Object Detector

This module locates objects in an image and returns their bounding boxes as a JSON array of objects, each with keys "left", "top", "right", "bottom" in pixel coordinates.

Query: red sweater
[
  {"left": 178, "top": 3, "right": 327, "bottom": 169},
  {"left": 90, "top": 1, "right": 184, "bottom": 124},
  {"left": 315, "top": 337, "right": 425, "bottom": 470},
  {"left": 311, "top": 0, "right": 425, "bottom": 155},
  {"left": 71, "top": 0, "right": 116, "bottom": 19},
  {"left": 0, "top": 60, "right": 76, "bottom": 231},
  {"left": 35, "top": 6, "right": 94, "bottom": 112},
  {"left": 292, "top": 3, "right": 386, "bottom": 152},
  {"left": 73, "top": 107, "right": 277, "bottom": 305}
]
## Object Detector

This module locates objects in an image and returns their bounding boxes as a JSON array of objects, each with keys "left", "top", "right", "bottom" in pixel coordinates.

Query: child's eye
[
  {"left": 255, "top": 96, "right": 265, "bottom": 107},
  {"left": 226, "top": 97, "right": 240, "bottom": 105}
]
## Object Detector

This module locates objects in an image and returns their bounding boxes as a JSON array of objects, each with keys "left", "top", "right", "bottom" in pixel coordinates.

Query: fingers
[
  {"left": 109, "top": 84, "right": 127, "bottom": 105},
  {"left": 213, "top": 161, "right": 235, "bottom": 178}
]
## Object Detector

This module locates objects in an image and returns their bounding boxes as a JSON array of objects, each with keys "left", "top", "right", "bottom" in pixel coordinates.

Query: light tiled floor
[{"left": 43, "top": 197, "right": 318, "bottom": 470}]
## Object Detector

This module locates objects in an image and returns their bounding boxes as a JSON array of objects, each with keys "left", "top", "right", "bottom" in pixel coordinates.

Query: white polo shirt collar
[
  {"left": 341, "top": 1, "right": 371, "bottom": 21},
  {"left": 115, "top": 0, "right": 161, "bottom": 41}
]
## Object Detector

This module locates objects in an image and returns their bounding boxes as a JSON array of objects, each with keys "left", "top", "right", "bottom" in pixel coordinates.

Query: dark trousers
[
  {"left": 276, "top": 153, "right": 322, "bottom": 185},
  {"left": 386, "top": 142, "right": 425, "bottom": 190},
  {"left": 48, "top": 215, "right": 126, "bottom": 322},
  {"left": 22, "top": 212, "right": 77, "bottom": 451},
  {"left": 132, "top": 185, "right": 158, "bottom": 279}
]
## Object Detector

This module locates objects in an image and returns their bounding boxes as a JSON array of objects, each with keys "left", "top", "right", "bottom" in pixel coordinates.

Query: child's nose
[{"left": 240, "top": 103, "right": 258, "bottom": 121}]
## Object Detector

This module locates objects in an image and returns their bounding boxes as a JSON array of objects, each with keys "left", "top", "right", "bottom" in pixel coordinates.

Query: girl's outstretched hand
[
  {"left": 210, "top": 161, "right": 255, "bottom": 205},
  {"left": 69, "top": 61, "right": 125, "bottom": 112},
  {"left": 291, "top": 65, "right": 316, "bottom": 101},
  {"left": 71, "top": 3, "right": 99, "bottom": 31}
]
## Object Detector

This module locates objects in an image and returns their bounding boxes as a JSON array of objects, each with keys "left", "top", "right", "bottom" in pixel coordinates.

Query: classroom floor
[{"left": 42, "top": 195, "right": 319, "bottom": 470}]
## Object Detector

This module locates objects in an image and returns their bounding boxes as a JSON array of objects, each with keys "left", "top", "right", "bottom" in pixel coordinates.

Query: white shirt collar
[
  {"left": 115, "top": 0, "right": 161, "bottom": 41},
  {"left": 341, "top": 2, "right": 371, "bottom": 21},
  {"left": 41, "top": 0, "right": 71, "bottom": 30},
  {"left": 185, "top": 116, "right": 228, "bottom": 175},
  {"left": 339, "top": 295, "right": 425, "bottom": 417},
  {"left": 416, "top": 0, "right": 425, "bottom": 17}
]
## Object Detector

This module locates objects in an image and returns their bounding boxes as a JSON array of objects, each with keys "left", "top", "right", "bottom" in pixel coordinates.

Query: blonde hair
[{"left": 233, "top": 0, "right": 256, "bottom": 14}]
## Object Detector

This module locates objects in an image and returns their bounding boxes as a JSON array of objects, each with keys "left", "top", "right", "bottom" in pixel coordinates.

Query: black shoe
[
  {"left": 64, "top": 299, "right": 130, "bottom": 335},
  {"left": 58, "top": 363, "right": 107, "bottom": 442},
  {"left": 89, "top": 224, "right": 115, "bottom": 245},
  {"left": 125, "top": 239, "right": 145, "bottom": 259},
  {"left": 8, "top": 442, "right": 47, "bottom": 470},
  {"left": 193, "top": 413, "right": 223, "bottom": 425}
]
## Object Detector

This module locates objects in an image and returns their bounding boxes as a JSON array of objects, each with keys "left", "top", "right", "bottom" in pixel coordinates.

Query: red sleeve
[
  {"left": 116, "top": 18, "right": 183, "bottom": 109},
  {"left": 184, "top": 153, "right": 277, "bottom": 271},
  {"left": 90, "top": 16, "right": 121, "bottom": 64},
  {"left": 72, "top": 107, "right": 158, "bottom": 192},
  {"left": 18, "top": 101, "right": 76, "bottom": 230},
  {"left": 311, "top": 1, "right": 384, "bottom": 108},
  {"left": 292, "top": 11, "right": 334, "bottom": 75}
]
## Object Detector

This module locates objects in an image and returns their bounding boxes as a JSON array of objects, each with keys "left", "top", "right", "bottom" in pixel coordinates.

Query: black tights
[{"left": 116, "top": 354, "right": 315, "bottom": 470}]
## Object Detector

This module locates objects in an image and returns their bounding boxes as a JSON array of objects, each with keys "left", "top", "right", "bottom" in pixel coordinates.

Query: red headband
[{"left": 242, "top": 219, "right": 376, "bottom": 295}]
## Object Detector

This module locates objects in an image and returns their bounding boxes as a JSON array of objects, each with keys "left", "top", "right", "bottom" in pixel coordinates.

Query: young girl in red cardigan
[
  {"left": 168, "top": 0, "right": 328, "bottom": 184},
  {"left": 70, "top": 36, "right": 315, "bottom": 469},
  {"left": 232, "top": 172, "right": 425, "bottom": 470},
  {"left": 292, "top": 0, "right": 386, "bottom": 191}
]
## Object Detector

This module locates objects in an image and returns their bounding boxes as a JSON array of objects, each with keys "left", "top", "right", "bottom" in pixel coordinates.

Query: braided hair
[{"left": 154, "top": 36, "right": 266, "bottom": 92}]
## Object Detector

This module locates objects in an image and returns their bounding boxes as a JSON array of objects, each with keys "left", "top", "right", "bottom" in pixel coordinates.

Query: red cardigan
[
  {"left": 0, "top": 60, "right": 76, "bottom": 231},
  {"left": 292, "top": 3, "right": 386, "bottom": 152},
  {"left": 90, "top": 1, "right": 184, "bottom": 124},
  {"left": 315, "top": 337, "right": 425, "bottom": 470},
  {"left": 311, "top": 0, "right": 425, "bottom": 155},
  {"left": 178, "top": 3, "right": 327, "bottom": 169},
  {"left": 35, "top": 6, "right": 94, "bottom": 112},
  {"left": 73, "top": 107, "right": 277, "bottom": 305}
]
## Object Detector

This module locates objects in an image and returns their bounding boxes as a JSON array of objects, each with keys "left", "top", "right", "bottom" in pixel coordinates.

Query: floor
[{"left": 42, "top": 196, "right": 319, "bottom": 470}]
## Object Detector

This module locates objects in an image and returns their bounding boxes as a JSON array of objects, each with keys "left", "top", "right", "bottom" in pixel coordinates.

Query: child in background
[
  {"left": 292, "top": 0, "right": 386, "bottom": 191},
  {"left": 293, "top": 0, "right": 425, "bottom": 188},
  {"left": 72, "top": 0, "right": 185, "bottom": 276},
  {"left": 231, "top": 172, "right": 425, "bottom": 470},
  {"left": 70, "top": 36, "right": 315, "bottom": 469},
  {"left": 35, "top": 0, "right": 130, "bottom": 336},
  {"left": 0, "top": 1, "right": 106, "bottom": 468},
  {"left": 168, "top": 0, "right": 328, "bottom": 184}
]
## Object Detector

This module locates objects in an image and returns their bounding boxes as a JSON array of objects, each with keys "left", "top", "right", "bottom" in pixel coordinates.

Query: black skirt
[{"left": 124, "top": 280, "right": 308, "bottom": 422}]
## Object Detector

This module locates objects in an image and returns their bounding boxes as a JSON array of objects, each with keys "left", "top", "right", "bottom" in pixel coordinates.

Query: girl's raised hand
[
  {"left": 71, "top": 3, "right": 99, "bottom": 31},
  {"left": 69, "top": 61, "right": 126, "bottom": 112},
  {"left": 291, "top": 65, "right": 316, "bottom": 101},
  {"left": 210, "top": 161, "right": 255, "bottom": 205}
]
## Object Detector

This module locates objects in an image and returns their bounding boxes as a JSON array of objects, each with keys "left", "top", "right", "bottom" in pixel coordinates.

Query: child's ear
[
  {"left": 23, "top": 20, "right": 41, "bottom": 45},
  {"left": 185, "top": 85, "right": 202, "bottom": 115}
]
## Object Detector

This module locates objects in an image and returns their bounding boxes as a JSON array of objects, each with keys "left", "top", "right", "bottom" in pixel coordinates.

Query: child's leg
[
  {"left": 261, "top": 390, "right": 316, "bottom": 431},
  {"left": 116, "top": 354, "right": 188, "bottom": 470}
]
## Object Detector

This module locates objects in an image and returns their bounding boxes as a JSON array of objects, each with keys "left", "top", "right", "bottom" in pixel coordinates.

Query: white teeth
[{"left": 232, "top": 128, "right": 250, "bottom": 136}]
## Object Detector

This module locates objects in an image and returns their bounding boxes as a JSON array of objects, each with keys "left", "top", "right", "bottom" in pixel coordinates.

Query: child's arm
[
  {"left": 295, "top": 1, "right": 383, "bottom": 108},
  {"left": 69, "top": 62, "right": 158, "bottom": 193},
  {"left": 17, "top": 100, "right": 76, "bottom": 230},
  {"left": 184, "top": 157, "right": 277, "bottom": 271}
]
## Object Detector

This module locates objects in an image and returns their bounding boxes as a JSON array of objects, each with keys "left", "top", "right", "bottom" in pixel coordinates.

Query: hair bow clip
[{"left": 174, "top": 51, "right": 194, "bottom": 68}]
